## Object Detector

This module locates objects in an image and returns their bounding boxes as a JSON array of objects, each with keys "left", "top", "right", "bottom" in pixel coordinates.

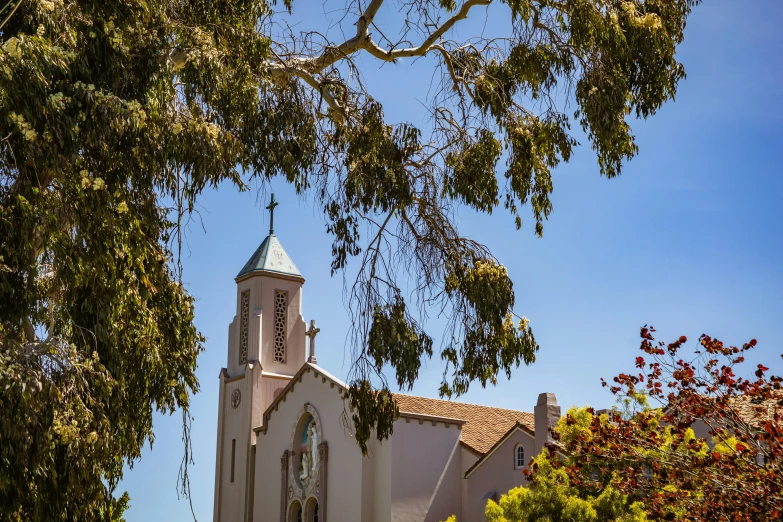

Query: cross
[
  {"left": 306, "top": 320, "right": 321, "bottom": 364},
  {"left": 265, "top": 193, "right": 279, "bottom": 235}
]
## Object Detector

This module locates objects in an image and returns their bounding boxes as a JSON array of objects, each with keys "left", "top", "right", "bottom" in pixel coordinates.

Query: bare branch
[
  {"left": 266, "top": 63, "right": 346, "bottom": 122},
  {"left": 362, "top": 0, "right": 492, "bottom": 62}
]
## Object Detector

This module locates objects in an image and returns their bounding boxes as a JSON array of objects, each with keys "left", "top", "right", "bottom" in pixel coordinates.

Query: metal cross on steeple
[
  {"left": 306, "top": 320, "right": 321, "bottom": 364},
  {"left": 265, "top": 193, "right": 279, "bottom": 235}
]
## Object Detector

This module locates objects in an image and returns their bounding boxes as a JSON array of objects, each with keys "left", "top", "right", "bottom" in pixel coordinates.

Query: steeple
[
  {"left": 235, "top": 193, "right": 303, "bottom": 281},
  {"left": 214, "top": 194, "right": 308, "bottom": 521},
  {"left": 228, "top": 193, "right": 306, "bottom": 372}
]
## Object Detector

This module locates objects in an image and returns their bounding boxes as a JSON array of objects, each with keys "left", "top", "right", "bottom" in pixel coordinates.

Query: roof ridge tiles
[{"left": 392, "top": 392, "right": 533, "bottom": 415}]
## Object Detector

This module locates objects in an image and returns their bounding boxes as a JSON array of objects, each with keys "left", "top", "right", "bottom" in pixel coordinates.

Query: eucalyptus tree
[{"left": 0, "top": 0, "right": 699, "bottom": 516}]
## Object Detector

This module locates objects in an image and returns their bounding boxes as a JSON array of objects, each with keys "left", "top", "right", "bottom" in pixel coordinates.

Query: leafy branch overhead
[
  {"left": 260, "top": 0, "right": 699, "bottom": 450},
  {"left": 0, "top": 0, "right": 699, "bottom": 515}
]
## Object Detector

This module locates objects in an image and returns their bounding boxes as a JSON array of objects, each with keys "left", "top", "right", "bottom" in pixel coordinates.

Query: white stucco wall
[
  {"left": 390, "top": 418, "right": 463, "bottom": 522},
  {"left": 372, "top": 437, "right": 392, "bottom": 522},
  {"left": 464, "top": 429, "right": 534, "bottom": 522},
  {"left": 362, "top": 447, "right": 375, "bottom": 521},
  {"left": 253, "top": 368, "right": 368, "bottom": 522}
]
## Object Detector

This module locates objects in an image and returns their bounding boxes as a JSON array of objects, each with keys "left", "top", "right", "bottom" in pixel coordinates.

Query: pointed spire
[
  {"left": 236, "top": 195, "right": 303, "bottom": 281},
  {"left": 266, "top": 193, "right": 279, "bottom": 235}
]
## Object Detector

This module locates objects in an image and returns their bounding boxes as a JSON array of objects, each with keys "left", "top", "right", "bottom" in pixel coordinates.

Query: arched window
[
  {"left": 288, "top": 501, "right": 302, "bottom": 522},
  {"left": 514, "top": 444, "right": 525, "bottom": 470},
  {"left": 305, "top": 497, "right": 319, "bottom": 522}
]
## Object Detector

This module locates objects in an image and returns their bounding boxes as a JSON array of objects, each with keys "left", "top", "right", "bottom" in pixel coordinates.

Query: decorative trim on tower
[
  {"left": 239, "top": 289, "right": 250, "bottom": 364},
  {"left": 274, "top": 290, "right": 287, "bottom": 363}
]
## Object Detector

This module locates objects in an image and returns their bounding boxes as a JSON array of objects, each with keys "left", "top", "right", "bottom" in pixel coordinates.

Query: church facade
[{"left": 213, "top": 204, "right": 562, "bottom": 522}]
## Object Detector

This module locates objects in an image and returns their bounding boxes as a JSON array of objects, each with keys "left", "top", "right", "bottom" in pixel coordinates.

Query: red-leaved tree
[{"left": 558, "top": 327, "right": 783, "bottom": 521}]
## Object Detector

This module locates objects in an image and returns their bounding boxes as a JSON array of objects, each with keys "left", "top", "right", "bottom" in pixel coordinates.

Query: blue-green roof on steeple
[
  {"left": 236, "top": 234, "right": 302, "bottom": 280},
  {"left": 236, "top": 193, "right": 303, "bottom": 280}
]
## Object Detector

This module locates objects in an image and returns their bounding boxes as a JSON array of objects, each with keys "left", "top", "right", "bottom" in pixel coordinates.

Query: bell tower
[{"left": 213, "top": 195, "right": 307, "bottom": 522}]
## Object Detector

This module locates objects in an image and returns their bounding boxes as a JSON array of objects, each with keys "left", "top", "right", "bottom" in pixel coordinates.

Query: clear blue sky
[{"left": 121, "top": 2, "right": 783, "bottom": 519}]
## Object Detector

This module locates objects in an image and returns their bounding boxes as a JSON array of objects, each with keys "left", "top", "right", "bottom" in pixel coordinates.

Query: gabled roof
[
  {"left": 255, "top": 362, "right": 346, "bottom": 434},
  {"left": 253, "top": 363, "right": 537, "bottom": 458},
  {"left": 236, "top": 234, "right": 302, "bottom": 280},
  {"left": 463, "top": 422, "right": 531, "bottom": 478},
  {"left": 462, "top": 421, "right": 565, "bottom": 478},
  {"left": 392, "top": 394, "right": 535, "bottom": 455}
]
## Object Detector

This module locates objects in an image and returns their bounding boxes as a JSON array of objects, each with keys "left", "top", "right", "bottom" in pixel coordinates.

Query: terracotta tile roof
[
  {"left": 729, "top": 391, "right": 783, "bottom": 427},
  {"left": 392, "top": 393, "right": 535, "bottom": 455}
]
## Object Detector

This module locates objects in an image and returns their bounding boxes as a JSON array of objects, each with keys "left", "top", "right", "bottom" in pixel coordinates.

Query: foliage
[
  {"left": 285, "top": 0, "right": 701, "bottom": 452},
  {"left": 484, "top": 447, "right": 647, "bottom": 522},
  {"left": 559, "top": 328, "right": 783, "bottom": 521},
  {"left": 99, "top": 492, "right": 130, "bottom": 522},
  {"left": 0, "top": 0, "right": 273, "bottom": 517},
  {"left": 0, "top": 0, "right": 701, "bottom": 514}
]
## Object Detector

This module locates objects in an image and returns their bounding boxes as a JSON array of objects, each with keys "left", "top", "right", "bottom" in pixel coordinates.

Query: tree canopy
[
  {"left": 1, "top": 0, "right": 700, "bottom": 516},
  {"left": 485, "top": 448, "right": 648, "bottom": 522},
  {"left": 438, "top": 446, "right": 646, "bottom": 522},
  {"left": 557, "top": 329, "right": 783, "bottom": 521}
]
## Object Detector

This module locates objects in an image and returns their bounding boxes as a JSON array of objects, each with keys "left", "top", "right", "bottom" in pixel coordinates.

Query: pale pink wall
[
  {"left": 213, "top": 373, "right": 227, "bottom": 521},
  {"left": 459, "top": 447, "right": 479, "bottom": 521},
  {"left": 232, "top": 274, "right": 306, "bottom": 377},
  {"left": 464, "top": 429, "right": 534, "bottom": 522},
  {"left": 390, "top": 419, "right": 462, "bottom": 522},
  {"left": 255, "top": 275, "right": 306, "bottom": 373},
  {"left": 253, "top": 368, "right": 369, "bottom": 522},
  {"left": 226, "top": 317, "right": 238, "bottom": 375},
  {"left": 216, "top": 374, "right": 252, "bottom": 522},
  {"left": 691, "top": 419, "right": 712, "bottom": 443},
  {"left": 256, "top": 375, "right": 291, "bottom": 431}
]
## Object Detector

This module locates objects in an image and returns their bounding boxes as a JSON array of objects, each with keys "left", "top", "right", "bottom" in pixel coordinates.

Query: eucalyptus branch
[
  {"left": 363, "top": 0, "right": 492, "bottom": 61},
  {"left": 266, "top": 63, "right": 346, "bottom": 121}
]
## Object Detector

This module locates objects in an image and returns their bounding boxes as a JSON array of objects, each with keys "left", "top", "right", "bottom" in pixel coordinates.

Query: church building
[{"left": 212, "top": 197, "right": 563, "bottom": 522}]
